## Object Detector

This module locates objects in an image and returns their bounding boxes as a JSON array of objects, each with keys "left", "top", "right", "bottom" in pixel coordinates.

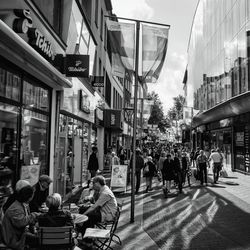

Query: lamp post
[
  {"left": 106, "top": 14, "right": 170, "bottom": 223},
  {"left": 182, "top": 105, "right": 194, "bottom": 149}
]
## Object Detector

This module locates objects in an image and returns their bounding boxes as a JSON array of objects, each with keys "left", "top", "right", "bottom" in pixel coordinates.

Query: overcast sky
[{"left": 111, "top": 0, "right": 199, "bottom": 114}]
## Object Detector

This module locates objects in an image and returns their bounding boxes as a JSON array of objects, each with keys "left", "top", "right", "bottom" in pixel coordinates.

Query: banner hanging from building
[
  {"left": 106, "top": 20, "right": 135, "bottom": 78},
  {"left": 143, "top": 99, "right": 154, "bottom": 119},
  {"left": 141, "top": 24, "right": 169, "bottom": 83}
]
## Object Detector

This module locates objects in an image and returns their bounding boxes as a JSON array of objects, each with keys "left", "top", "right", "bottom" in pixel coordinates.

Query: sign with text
[
  {"left": 65, "top": 55, "right": 89, "bottom": 77},
  {"left": 110, "top": 165, "right": 127, "bottom": 190},
  {"left": 91, "top": 76, "right": 104, "bottom": 87},
  {"left": 104, "top": 109, "right": 122, "bottom": 129}
]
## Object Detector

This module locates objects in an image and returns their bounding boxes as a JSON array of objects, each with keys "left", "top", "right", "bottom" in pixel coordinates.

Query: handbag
[{"left": 187, "top": 169, "right": 192, "bottom": 177}]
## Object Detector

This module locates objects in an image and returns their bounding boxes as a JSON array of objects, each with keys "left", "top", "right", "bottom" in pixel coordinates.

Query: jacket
[
  {"left": 29, "top": 182, "right": 48, "bottom": 212},
  {"left": 130, "top": 154, "right": 144, "bottom": 173},
  {"left": 87, "top": 153, "right": 99, "bottom": 171},
  {"left": 38, "top": 209, "right": 74, "bottom": 227},
  {"left": 2, "top": 200, "right": 37, "bottom": 250}
]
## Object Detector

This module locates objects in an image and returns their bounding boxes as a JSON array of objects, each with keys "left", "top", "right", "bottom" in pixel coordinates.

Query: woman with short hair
[
  {"left": 2, "top": 185, "right": 40, "bottom": 250},
  {"left": 38, "top": 193, "right": 73, "bottom": 227}
]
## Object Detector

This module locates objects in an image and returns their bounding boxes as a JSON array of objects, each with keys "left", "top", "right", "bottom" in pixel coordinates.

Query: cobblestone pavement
[{"left": 112, "top": 169, "right": 250, "bottom": 250}]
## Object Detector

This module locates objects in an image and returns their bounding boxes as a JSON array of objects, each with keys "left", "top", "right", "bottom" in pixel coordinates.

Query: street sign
[{"left": 91, "top": 76, "right": 104, "bottom": 87}]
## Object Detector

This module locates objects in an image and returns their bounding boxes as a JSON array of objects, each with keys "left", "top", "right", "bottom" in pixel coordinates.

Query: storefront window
[
  {"left": 23, "top": 80, "right": 49, "bottom": 111},
  {"left": 0, "top": 68, "right": 21, "bottom": 102},
  {"left": 20, "top": 109, "right": 49, "bottom": 185},
  {"left": 56, "top": 115, "right": 90, "bottom": 197},
  {"left": 0, "top": 103, "right": 19, "bottom": 184}
]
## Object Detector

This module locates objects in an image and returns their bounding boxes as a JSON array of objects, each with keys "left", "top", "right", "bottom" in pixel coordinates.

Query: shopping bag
[
  {"left": 220, "top": 167, "right": 228, "bottom": 178},
  {"left": 193, "top": 168, "right": 200, "bottom": 180}
]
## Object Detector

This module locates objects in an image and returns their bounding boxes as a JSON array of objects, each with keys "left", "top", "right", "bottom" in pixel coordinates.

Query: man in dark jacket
[
  {"left": 88, "top": 146, "right": 99, "bottom": 178},
  {"left": 130, "top": 149, "right": 144, "bottom": 194},
  {"left": 173, "top": 153, "right": 182, "bottom": 194},
  {"left": 29, "top": 175, "right": 52, "bottom": 212}
]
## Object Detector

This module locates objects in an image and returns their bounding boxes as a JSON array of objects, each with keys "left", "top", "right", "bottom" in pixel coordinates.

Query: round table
[{"left": 72, "top": 214, "right": 88, "bottom": 224}]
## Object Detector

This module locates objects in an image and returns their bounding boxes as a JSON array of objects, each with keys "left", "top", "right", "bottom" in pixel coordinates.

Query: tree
[
  {"left": 173, "top": 95, "right": 185, "bottom": 120},
  {"left": 147, "top": 91, "right": 169, "bottom": 132}
]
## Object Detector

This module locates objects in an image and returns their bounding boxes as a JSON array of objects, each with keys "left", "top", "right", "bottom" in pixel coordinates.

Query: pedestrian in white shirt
[{"left": 209, "top": 148, "right": 223, "bottom": 184}]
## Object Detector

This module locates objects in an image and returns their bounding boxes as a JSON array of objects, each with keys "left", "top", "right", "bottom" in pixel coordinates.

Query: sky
[{"left": 111, "top": 0, "right": 199, "bottom": 115}]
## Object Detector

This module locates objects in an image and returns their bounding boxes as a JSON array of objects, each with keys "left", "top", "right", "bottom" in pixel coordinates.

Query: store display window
[{"left": 0, "top": 63, "right": 51, "bottom": 187}]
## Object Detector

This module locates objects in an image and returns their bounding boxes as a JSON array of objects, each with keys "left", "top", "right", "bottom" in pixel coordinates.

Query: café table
[{"left": 72, "top": 213, "right": 88, "bottom": 224}]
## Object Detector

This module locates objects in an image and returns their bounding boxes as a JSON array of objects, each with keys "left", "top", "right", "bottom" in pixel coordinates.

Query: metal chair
[
  {"left": 38, "top": 226, "right": 74, "bottom": 250},
  {"left": 83, "top": 204, "right": 122, "bottom": 250}
]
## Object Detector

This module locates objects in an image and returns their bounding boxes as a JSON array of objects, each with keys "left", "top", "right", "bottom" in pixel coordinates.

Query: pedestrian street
[{"left": 115, "top": 171, "right": 250, "bottom": 250}]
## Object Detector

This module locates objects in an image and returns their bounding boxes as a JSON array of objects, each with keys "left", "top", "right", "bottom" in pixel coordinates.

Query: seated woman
[
  {"left": 2, "top": 185, "right": 40, "bottom": 250},
  {"left": 77, "top": 179, "right": 99, "bottom": 214},
  {"left": 38, "top": 193, "right": 74, "bottom": 227}
]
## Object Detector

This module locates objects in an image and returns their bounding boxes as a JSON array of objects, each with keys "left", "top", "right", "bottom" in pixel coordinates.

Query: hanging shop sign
[
  {"left": 79, "top": 90, "right": 90, "bottom": 114},
  {"left": 104, "top": 109, "right": 122, "bottom": 129},
  {"left": 91, "top": 76, "right": 104, "bottom": 87},
  {"left": 12, "top": 9, "right": 55, "bottom": 61},
  {"left": 65, "top": 55, "right": 89, "bottom": 77},
  {"left": 95, "top": 108, "right": 104, "bottom": 126}
]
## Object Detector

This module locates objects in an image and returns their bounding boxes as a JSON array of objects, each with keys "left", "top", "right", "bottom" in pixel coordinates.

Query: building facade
[{"left": 187, "top": 0, "right": 250, "bottom": 173}]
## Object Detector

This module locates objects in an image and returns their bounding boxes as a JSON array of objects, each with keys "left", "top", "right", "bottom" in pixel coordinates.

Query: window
[
  {"left": 71, "top": 1, "right": 96, "bottom": 76},
  {"left": 95, "top": 0, "right": 99, "bottom": 27},
  {"left": 100, "top": 9, "right": 104, "bottom": 40},
  {"left": 0, "top": 69, "right": 21, "bottom": 102},
  {"left": 32, "top": 0, "right": 62, "bottom": 36}
]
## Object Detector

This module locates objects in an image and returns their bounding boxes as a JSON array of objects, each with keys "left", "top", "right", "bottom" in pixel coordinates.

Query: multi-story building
[
  {"left": 0, "top": 0, "right": 135, "bottom": 197},
  {"left": 187, "top": 0, "right": 250, "bottom": 173}
]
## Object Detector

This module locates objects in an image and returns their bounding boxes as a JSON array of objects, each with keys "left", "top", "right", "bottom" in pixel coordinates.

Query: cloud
[
  {"left": 112, "top": 0, "right": 154, "bottom": 20},
  {"left": 148, "top": 52, "right": 187, "bottom": 115}
]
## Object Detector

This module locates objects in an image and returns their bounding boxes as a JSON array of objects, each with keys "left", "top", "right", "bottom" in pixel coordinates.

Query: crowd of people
[{"left": 128, "top": 144, "right": 225, "bottom": 196}]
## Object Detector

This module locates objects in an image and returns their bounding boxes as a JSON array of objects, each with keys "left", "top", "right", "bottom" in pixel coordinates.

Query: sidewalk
[
  {"left": 112, "top": 181, "right": 159, "bottom": 250},
  {"left": 109, "top": 169, "right": 250, "bottom": 250}
]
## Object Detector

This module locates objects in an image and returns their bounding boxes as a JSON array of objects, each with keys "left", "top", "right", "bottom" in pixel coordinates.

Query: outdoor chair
[
  {"left": 38, "top": 226, "right": 74, "bottom": 250},
  {"left": 83, "top": 203, "right": 122, "bottom": 250}
]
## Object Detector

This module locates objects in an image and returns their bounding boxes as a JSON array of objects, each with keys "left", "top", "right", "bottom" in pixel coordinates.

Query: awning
[
  {"left": 0, "top": 20, "right": 72, "bottom": 89},
  {"left": 192, "top": 91, "right": 250, "bottom": 128}
]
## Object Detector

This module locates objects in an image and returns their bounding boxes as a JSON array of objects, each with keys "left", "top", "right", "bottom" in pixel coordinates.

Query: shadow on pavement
[{"left": 142, "top": 181, "right": 250, "bottom": 250}]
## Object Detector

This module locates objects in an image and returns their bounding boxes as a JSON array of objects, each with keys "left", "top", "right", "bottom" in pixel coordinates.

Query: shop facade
[
  {"left": 0, "top": 1, "right": 72, "bottom": 190},
  {"left": 187, "top": 0, "right": 250, "bottom": 174}
]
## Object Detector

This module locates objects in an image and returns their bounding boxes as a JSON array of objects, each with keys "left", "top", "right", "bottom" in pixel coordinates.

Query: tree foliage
[
  {"left": 167, "top": 95, "right": 185, "bottom": 122},
  {"left": 147, "top": 91, "right": 170, "bottom": 132}
]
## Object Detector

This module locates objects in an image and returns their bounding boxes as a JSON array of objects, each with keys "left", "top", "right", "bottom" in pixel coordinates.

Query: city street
[{"left": 114, "top": 170, "right": 250, "bottom": 250}]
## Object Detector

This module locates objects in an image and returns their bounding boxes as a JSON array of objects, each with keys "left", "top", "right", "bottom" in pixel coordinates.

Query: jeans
[
  {"left": 199, "top": 163, "right": 207, "bottom": 185},
  {"left": 135, "top": 171, "right": 141, "bottom": 193},
  {"left": 213, "top": 163, "right": 221, "bottom": 182}
]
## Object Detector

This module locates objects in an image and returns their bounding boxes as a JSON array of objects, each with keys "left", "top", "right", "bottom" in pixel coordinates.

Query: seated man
[
  {"left": 29, "top": 175, "right": 52, "bottom": 212},
  {"left": 79, "top": 175, "right": 117, "bottom": 235},
  {"left": 38, "top": 193, "right": 73, "bottom": 227}
]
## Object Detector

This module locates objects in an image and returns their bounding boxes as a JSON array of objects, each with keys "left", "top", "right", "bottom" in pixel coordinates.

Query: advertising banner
[{"left": 111, "top": 165, "right": 127, "bottom": 191}]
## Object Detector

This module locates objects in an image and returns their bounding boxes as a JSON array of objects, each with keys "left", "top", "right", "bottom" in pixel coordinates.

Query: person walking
[
  {"left": 173, "top": 152, "right": 183, "bottom": 194},
  {"left": 209, "top": 148, "right": 223, "bottom": 184},
  {"left": 181, "top": 151, "right": 191, "bottom": 187},
  {"left": 130, "top": 149, "right": 144, "bottom": 194},
  {"left": 196, "top": 150, "right": 209, "bottom": 186},
  {"left": 111, "top": 151, "right": 120, "bottom": 166},
  {"left": 162, "top": 154, "right": 175, "bottom": 194},
  {"left": 158, "top": 151, "right": 167, "bottom": 186},
  {"left": 88, "top": 146, "right": 99, "bottom": 178},
  {"left": 144, "top": 156, "right": 157, "bottom": 193}
]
